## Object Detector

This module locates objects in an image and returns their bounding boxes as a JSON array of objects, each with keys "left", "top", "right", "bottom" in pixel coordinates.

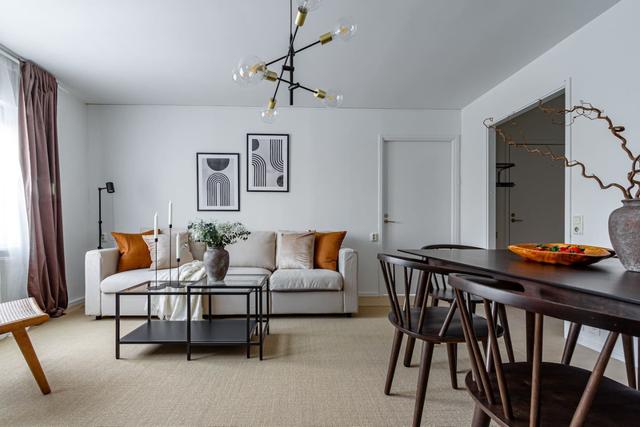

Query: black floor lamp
[{"left": 98, "top": 182, "right": 115, "bottom": 249}]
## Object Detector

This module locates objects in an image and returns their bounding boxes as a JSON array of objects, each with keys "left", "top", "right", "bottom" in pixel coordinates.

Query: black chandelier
[{"left": 232, "top": 0, "right": 357, "bottom": 123}]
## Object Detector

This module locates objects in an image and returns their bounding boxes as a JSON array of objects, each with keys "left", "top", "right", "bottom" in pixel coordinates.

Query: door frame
[
  {"left": 486, "top": 81, "right": 573, "bottom": 248},
  {"left": 377, "top": 135, "right": 461, "bottom": 253}
]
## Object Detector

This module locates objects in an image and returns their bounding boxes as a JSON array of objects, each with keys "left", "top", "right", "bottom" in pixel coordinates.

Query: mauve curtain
[{"left": 18, "top": 61, "right": 68, "bottom": 317}]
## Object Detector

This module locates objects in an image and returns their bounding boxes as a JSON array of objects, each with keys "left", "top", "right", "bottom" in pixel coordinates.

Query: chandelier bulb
[
  {"left": 233, "top": 55, "right": 268, "bottom": 86},
  {"left": 261, "top": 98, "right": 278, "bottom": 124},
  {"left": 332, "top": 18, "right": 357, "bottom": 42},
  {"left": 315, "top": 89, "right": 343, "bottom": 108},
  {"left": 296, "top": 0, "right": 322, "bottom": 12}
]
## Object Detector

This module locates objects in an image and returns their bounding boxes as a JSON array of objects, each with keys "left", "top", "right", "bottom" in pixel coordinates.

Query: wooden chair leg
[
  {"left": 570, "top": 331, "right": 619, "bottom": 427},
  {"left": 404, "top": 337, "right": 416, "bottom": 367},
  {"left": 413, "top": 341, "right": 435, "bottom": 427},
  {"left": 622, "top": 334, "right": 636, "bottom": 389},
  {"left": 497, "top": 304, "right": 515, "bottom": 363},
  {"left": 561, "top": 322, "right": 582, "bottom": 365},
  {"left": 471, "top": 404, "right": 491, "bottom": 427},
  {"left": 385, "top": 329, "right": 404, "bottom": 395},
  {"left": 11, "top": 328, "right": 51, "bottom": 395},
  {"left": 446, "top": 343, "right": 458, "bottom": 389}
]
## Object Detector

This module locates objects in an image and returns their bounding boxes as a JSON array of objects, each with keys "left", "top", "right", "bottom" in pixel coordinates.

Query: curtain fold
[
  {"left": 18, "top": 61, "right": 68, "bottom": 316},
  {"left": 0, "top": 55, "right": 29, "bottom": 304}
]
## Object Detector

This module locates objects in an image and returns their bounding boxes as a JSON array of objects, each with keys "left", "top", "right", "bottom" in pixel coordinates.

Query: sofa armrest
[
  {"left": 85, "top": 248, "right": 119, "bottom": 316},
  {"left": 338, "top": 248, "right": 358, "bottom": 313}
]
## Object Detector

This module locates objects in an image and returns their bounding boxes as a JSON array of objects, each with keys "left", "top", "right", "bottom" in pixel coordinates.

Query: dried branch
[
  {"left": 538, "top": 100, "right": 635, "bottom": 159},
  {"left": 485, "top": 118, "right": 632, "bottom": 199},
  {"left": 537, "top": 100, "right": 640, "bottom": 195}
]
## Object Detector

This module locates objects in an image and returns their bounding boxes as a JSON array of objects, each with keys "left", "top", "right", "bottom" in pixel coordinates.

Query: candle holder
[
  {"left": 147, "top": 236, "right": 167, "bottom": 291},
  {"left": 168, "top": 224, "right": 172, "bottom": 285},
  {"left": 168, "top": 257, "right": 185, "bottom": 288}
]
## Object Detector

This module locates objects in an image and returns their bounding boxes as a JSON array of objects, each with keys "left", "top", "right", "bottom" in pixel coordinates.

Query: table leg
[
  {"left": 115, "top": 293, "right": 121, "bottom": 360},
  {"left": 246, "top": 294, "right": 251, "bottom": 359},
  {"left": 622, "top": 334, "right": 636, "bottom": 389},
  {"left": 525, "top": 311, "right": 535, "bottom": 363},
  {"left": 561, "top": 322, "right": 582, "bottom": 365},
  {"left": 266, "top": 280, "right": 271, "bottom": 335},
  {"left": 259, "top": 287, "right": 263, "bottom": 361},
  {"left": 187, "top": 289, "right": 191, "bottom": 361}
]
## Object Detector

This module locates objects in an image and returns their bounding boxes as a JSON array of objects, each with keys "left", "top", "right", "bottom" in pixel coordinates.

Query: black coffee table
[{"left": 115, "top": 274, "right": 270, "bottom": 360}]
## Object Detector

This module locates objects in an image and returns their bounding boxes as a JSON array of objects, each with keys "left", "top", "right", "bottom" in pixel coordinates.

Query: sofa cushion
[
  {"left": 112, "top": 230, "right": 155, "bottom": 272},
  {"left": 314, "top": 231, "right": 347, "bottom": 270},
  {"left": 143, "top": 232, "right": 194, "bottom": 269},
  {"left": 100, "top": 266, "right": 272, "bottom": 294},
  {"left": 226, "top": 231, "right": 276, "bottom": 270},
  {"left": 277, "top": 232, "right": 315, "bottom": 270},
  {"left": 269, "top": 269, "right": 343, "bottom": 292}
]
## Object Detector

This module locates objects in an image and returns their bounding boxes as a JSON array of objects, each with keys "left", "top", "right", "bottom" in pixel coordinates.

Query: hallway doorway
[{"left": 494, "top": 92, "right": 566, "bottom": 248}]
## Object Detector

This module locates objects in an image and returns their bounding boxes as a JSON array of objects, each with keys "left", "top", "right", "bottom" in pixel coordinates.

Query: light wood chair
[{"left": 0, "top": 297, "right": 51, "bottom": 394}]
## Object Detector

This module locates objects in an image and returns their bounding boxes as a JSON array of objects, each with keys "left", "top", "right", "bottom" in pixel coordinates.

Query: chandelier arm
[
  {"left": 276, "top": 77, "right": 316, "bottom": 94},
  {"left": 272, "top": 26, "right": 300, "bottom": 101},
  {"left": 265, "top": 40, "right": 322, "bottom": 67}
]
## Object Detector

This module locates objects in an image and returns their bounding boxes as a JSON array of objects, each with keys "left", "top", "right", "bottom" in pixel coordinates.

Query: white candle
[
  {"left": 153, "top": 212, "right": 158, "bottom": 239},
  {"left": 168, "top": 200, "right": 173, "bottom": 225},
  {"left": 176, "top": 233, "right": 181, "bottom": 259}
]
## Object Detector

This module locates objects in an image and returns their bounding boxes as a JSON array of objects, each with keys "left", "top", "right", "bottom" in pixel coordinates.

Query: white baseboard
[{"left": 67, "top": 296, "right": 85, "bottom": 312}]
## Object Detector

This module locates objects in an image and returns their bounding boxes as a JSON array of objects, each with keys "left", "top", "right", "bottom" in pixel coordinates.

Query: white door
[
  {"left": 382, "top": 138, "right": 455, "bottom": 254},
  {"left": 508, "top": 145, "right": 565, "bottom": 244}
]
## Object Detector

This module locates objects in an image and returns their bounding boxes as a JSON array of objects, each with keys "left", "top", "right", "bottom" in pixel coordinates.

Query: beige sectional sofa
[{"left": 85, "top": 231, "right": 358, "bottom": 317}]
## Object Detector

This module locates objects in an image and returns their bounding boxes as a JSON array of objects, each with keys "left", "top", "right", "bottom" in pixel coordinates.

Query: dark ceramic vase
[
  {"left": 609, "top": 199, "right": 640, "bottom": 272},
  {"left": 203, "top": 247, "right": 230, "bottom": 282}
]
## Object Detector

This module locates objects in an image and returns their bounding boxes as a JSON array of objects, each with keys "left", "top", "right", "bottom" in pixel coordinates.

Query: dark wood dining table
[{"left": 398, "top": 248, "right": 640, "bottom": 379}]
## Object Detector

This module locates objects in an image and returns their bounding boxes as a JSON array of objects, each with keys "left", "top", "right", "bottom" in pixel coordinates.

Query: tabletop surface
[
  {"left": 118, "top": 274, "right": 268, "bottom": 295},
  {"left": 399, "top": 249, "right": 640, "bottom": 306}
]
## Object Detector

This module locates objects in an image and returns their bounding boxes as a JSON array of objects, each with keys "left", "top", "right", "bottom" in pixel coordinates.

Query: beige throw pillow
[
  {"left": 143, "top": 232, "right": 194, "bottom": 269},
  {"left": 277, "top": 232, "right": 315, "bottom": 269}
]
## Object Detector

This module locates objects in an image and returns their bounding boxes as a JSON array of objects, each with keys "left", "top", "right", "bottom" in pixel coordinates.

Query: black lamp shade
[{"left": 105, "top": 182, "right": 115, "bottom": 193}]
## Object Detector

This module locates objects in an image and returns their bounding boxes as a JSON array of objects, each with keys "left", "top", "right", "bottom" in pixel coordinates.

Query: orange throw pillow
[
  {"left": 112, "top": 230, "right": 155, "bottom": 272},
  {"left": 314, "top": 231, "right": 347, "bottom": 271}
]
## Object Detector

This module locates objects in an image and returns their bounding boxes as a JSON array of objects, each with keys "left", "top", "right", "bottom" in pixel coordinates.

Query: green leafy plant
[{"left": 188, "top": 220, "right": 250, "bottom": 249}]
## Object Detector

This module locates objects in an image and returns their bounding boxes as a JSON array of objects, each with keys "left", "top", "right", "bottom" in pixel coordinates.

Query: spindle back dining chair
[
  {"left": 378, "top": 254, "right": 503, "bottom": 427},
  {"left": 403, "top": 245, "right": 516, "bottom": 373},
  {"left": 448, "top": 274, "right": 640, "bottom": 426}
]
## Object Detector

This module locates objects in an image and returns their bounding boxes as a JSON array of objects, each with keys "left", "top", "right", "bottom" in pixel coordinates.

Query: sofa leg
[
  {"left": 345, "top": 313, "right": 353, "bottom": 318},
  {"left": 95, "top": 315, "right": 103, "bottom": 320}
]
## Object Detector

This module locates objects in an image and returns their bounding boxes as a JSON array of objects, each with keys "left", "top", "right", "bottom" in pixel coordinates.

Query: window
[{"left": 0, "top": 54, "right": 28, "bottom": 302}]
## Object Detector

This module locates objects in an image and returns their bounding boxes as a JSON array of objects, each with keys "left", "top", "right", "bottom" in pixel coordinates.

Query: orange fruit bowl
[{"left": 508, "top": 243, "right": 613, "bottom": 266}]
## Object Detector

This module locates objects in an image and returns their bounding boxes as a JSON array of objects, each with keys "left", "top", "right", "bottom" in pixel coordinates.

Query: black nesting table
[{"left": 115, "top": 274, "right": 270, "bottom": 360}]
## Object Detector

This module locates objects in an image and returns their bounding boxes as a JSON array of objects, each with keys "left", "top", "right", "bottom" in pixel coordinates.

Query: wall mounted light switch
[{"left": 572, "top": 215, "right": 584, "bottom": 235}]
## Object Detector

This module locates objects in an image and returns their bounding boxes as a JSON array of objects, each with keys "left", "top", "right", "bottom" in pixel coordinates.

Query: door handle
[
  {"left": 510, "top": 218, "right": 523, "bottom": 223},
  {"left": 384, "top": 219, "right": 398, "bottom": 224}
]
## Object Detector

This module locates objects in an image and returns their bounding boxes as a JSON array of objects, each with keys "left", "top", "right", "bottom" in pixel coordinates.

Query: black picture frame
[
  {"left": 246, "top": 133, "right": 290, "bottom": 192},
  {"left": 196, "top": 152, "right": 241, "bottom": 211}
]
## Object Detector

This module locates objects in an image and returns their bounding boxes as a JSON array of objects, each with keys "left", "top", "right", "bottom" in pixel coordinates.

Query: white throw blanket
[{"left": 147, "top": 260, "right": 207, "bottom": 321}]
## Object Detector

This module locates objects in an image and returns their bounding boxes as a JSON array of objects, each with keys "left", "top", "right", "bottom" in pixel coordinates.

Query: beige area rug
[{"left": 0, "top": 306, "right": 625, "bottom": 426}]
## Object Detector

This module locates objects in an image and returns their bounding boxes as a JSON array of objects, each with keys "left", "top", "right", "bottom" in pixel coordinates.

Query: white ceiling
[{"left": 0, "top": 0, "right": 619, "bottom": 109}]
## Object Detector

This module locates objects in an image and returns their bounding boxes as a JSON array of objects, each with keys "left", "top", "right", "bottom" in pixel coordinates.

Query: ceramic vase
[
  {"left": 203, "top": 247, "right": 230, "bottom": 281},
  {"left": 609, "top": 199, "right": 640, "bottom": 272}
]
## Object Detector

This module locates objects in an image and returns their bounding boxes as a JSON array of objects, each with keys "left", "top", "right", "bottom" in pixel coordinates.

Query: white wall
[
  {"left": 460, "top": 0, "right": 639, "bottom": 359},
  {"left": 87, "top": 106, "right": 460, "bottom": 295},
  {"left": 460, "top": 0, "right": 640, "bottom": 249},
  {"left": 58, "top": 89, "right": 91, "bottom": 304}
]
